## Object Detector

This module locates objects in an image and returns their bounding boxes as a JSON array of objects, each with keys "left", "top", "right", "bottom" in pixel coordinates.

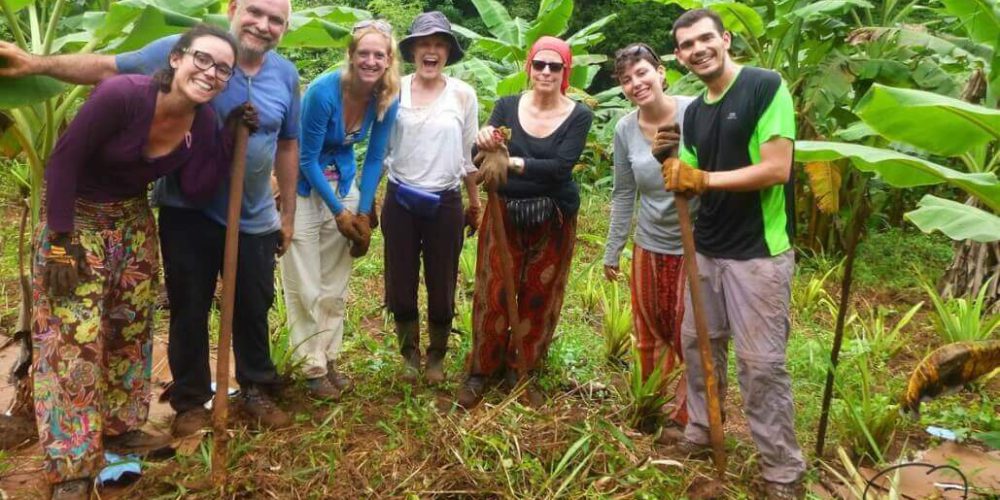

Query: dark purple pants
[{"left": 381, "top": 181, "right": 465, "bottom": 325}]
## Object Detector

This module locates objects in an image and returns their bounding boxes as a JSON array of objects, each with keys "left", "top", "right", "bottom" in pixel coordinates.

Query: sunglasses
[
  {"left": 530, "top": 60, "right": 565, "bottom": 73},
  {"left": 353, "top": 19, "right": 392, "bottom": 34},
  {"left": 182, "top": 49, "right": 234, "bottom": 82},
  {"left": 616, "top": 43, "right": 660, "bottom": 64}
]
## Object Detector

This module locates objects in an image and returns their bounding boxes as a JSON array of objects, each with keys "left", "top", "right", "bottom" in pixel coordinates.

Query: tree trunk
[{"left": 938, "top": 199, "right": 1000, "bottom": 313}]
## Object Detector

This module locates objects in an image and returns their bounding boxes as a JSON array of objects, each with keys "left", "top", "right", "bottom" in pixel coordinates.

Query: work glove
[
  {"left": 464, "top": 202, "right": 482, "bottom": 236},
  {"left": 42, "top": 232, "right": 87, "bottom": 297},
  {"left": 661, "top": 158, "right": 709, "bottom": 196},
  {"left": 226, "top": 102, "right": 260, "bottom": 134},
  {"left": 349, "top": 214, "right": 372, "bottom": 258},
  {"left": 335, "top": 210, "right": 362, "bottom": 242},
  {"left": 651, "top": 124, "right": 680, "bottom": 164}
]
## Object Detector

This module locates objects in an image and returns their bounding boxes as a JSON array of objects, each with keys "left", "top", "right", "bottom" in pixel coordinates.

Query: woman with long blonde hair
[{"left": 281, "top": 20, "right": 400, "bottom": 400}]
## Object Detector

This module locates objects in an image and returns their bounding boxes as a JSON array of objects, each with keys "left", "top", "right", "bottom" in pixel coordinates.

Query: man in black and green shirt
[{"left": 658, "top": 8, "right": 805, "bottom": 497}]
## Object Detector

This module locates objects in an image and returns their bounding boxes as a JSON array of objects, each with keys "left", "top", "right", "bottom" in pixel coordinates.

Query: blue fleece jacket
[{"left": 298, "top": 70, "right": 399, "bottom": 215}]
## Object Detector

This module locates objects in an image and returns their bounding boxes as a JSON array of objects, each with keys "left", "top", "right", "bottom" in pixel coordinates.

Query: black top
[
  {"left": 488, "top": 94, "right": 593, "bottom": 216},
  {"left": 680, "top": 67, "right": 797, "bottom": 259}
]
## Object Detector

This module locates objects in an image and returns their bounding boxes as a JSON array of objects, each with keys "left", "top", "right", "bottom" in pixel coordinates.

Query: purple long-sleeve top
[{"left": 45, "top": 74, "right": 233, "bottom": 232}]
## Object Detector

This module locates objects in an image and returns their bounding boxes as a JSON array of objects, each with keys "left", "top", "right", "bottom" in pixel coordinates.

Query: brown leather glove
[
  {"left": 652, "top": 124, "right": 680, "bottom": 164},
  {"left": 662, "top": 158, "right": 709, "bottom": 196},
  {"left": 349, "top": 214, "right": 372, "bottom": 258},
  {"left": 335, "top": 210, "right": 362, "bottom": 241},
  {"left": 42, "top": 232, "right": 87, "bottom": 297}
]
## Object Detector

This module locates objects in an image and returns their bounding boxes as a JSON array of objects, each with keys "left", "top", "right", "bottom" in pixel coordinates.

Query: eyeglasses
[
  {"left": 530, "top": 60, "right": 565, "bottom": 73},
  {"left": 615, "top": 43, "right": 660, "bottom": 65},
  {"left": 182, "top": 49, "right": 234, "bottom": 82},
  {"left": 353, "top": 19, "right": 392, "bottom": 34}
]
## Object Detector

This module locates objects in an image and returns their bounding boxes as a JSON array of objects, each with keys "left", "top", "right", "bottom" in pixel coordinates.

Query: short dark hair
[
  {"left": 153, "top": 23, "right": 239, "bottom": 93},
  {"left": 671, "top": 9, "right": 725, "bottom": 46},
  {"left": 613, "top": 43, "right": 661, "bottom": 80}
]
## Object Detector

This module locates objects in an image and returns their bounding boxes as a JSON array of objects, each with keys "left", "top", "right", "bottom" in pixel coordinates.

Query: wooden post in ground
[
  {"left": 211, "top": 120, "right": 250, "bottom": 483},
  {"left": 675, "top": 195, "right": 727, "bottom": 477}
]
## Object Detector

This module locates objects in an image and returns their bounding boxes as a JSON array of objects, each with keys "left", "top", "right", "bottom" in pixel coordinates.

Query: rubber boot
[
  {"left": 424, "top": 322, "right": 450, "bottom": 384},
  {"left": 396, "top": 319, "right": 421, "bottom": 382}
]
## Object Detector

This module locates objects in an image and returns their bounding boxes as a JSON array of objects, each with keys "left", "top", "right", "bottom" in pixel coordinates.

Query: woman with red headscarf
[{"left": 457, "top": 36, "right": 593, "bottom": 409}]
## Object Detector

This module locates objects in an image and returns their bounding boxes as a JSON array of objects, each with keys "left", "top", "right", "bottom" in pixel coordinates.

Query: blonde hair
[{"left": 343, "top": 26, "right": 400, "bottom": 121}]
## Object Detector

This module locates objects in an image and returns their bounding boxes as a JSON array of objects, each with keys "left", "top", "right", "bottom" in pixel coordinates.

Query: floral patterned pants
[{"left": 32, "top": 198, "right": 159, "bottom": 483}]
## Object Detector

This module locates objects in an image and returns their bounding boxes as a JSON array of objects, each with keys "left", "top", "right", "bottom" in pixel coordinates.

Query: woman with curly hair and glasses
[
  {"left": 457, "top": 36, "right": 593, "bottom": 409},
  {"left": 31, "top": 24, "right": 254, "bottom": 499},
  {"left": 603, "top": 43, "right": 695, "bottom": 434},
  {"left": 281, "top": 19, "right": 400, "bottom": 400}
]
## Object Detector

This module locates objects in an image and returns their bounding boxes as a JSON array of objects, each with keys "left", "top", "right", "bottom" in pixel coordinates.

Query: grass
[{"left": 7, "top": 187, "right": 1000, "bottom": 498}]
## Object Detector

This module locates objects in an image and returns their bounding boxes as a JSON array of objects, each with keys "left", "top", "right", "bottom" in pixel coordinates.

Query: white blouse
[{"left": 384, "top": 74, "right": 479, "bottom": 191}]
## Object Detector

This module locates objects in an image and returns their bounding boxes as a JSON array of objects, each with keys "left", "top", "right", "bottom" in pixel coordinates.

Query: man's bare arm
[
  {"left": 706, "top": 137, "right": 793, "bottom": 192},
  {"left": 0, "top": 41, "right": 117, "bottom": 84},
  {"left": 274, "top": 138, "right": 298, "bottom": 256}
]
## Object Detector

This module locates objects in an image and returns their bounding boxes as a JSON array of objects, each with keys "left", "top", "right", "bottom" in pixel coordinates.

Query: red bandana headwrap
[{"left": 525, "top": 36, "right": 573, "bottom": 94}]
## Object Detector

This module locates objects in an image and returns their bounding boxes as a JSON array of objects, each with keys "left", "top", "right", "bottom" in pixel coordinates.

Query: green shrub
[{"left": 922, "top": 276, "right": 1000, "bottom": 343}]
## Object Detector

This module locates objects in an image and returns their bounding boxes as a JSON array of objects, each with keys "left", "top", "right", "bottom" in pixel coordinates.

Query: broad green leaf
[
  {"left": 472, "top": 37, "right": 521, "bottom": 62},
  {"left": 121, "top": 0, "right": 219, "bottom": 16},
  {"left": 451, "top": 24, "right": 483, "bottom": 41},
  {"left": 8, "top": 0, "right": 33, "bottom": 13},
  {"left": 566, "top": 14, "right": 616, "bottom": 51},
  {"left": 294, "top": 6, "right": 369, "bottom": 25},
  {"left": 938, "top": 0, "right": 1000, "bottom": 46},
  {"left": 0, "top": 76, "right": 66, "bottom": 110},
  {"left": 796, "top": 141, "right": 1000, "bottom": 212},
  {"left": 446, "top": 58, "right": 500, "bottom": 96},
  {"left": 526, "top": 0, "right": 573, "bottom": 45},
  {"left": 497, "top": 71, "right": 528, "bottom": 96},
  {"left": 281, "top": 17, "right": 352, "bottom": 49},
  {"left": 470, "top": 0, "right": 518, "bottom": 44},
  {"left": 710, "top": 3, "right": 765, "bottom": 38},
  {"left": 791, "top": 0, "right": 874, "bottom": 21},
  {"left": 855, "top": 83, "right": 1000, "bottom": 157},
  {"left": 626, "top": 0, "right": 701, "bottom": 8},
  {"left": 848, "top": 27, "right": 978, "bottom": 60},
  {"left": 93, "top": 3, "right": 145, "bottom": 44},
  {"left": 905, "top": 195, "right": 1000, "bottom": 242},
  {"left": 110, "top": 5, "right": 200, "bottom": 53},
  {"left": 569, "top": 64, "right": 599, "bottom": 90}
]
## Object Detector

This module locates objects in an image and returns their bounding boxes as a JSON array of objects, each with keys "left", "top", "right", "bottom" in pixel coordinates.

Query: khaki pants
[
  {"left": 681, "top": 251, "right": 805, "bottom": 483},
  {"left": 280, "top": 182, "right": 359, "bottom": 379}
]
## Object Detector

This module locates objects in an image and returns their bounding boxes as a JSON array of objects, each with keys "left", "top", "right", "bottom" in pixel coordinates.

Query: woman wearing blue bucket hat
[{"left": 382, "top": 11, "right": 480, "bottom": 384}]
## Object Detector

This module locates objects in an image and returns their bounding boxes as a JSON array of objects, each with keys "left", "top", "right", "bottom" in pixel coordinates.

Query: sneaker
[
  {"left": 171, "top": 407, "right": 211, "bottom": 437},
  {"left": 51, "top": 478, "right": 91, "bottom": 500},
  {"left": 456, "top": 375, "right": 487, "bottom": 409},
  {"left": 326, "top": 364, "right": 354, "bottom": 394},
  {"left": 655, "top": 427, "right": 712, "bottom": 460},
  {"left": 763, "top": 480, "right": 805, "bottom": 500},
  {"left": 104, "top": 429, "right": 170, "bottom": 453},
  {"left": 242, "top": 386, "right": 291, "bottom": 428},
  {"left": 305, "top": 376, "right": 342, "bottom": 401}
]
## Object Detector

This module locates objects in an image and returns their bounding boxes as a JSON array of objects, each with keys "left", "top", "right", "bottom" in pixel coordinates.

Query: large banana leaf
[
  {"left": 790, "top": 0, "right": 874, "bottom": 21},
  {"left": 905, "top": 195, "right": 1000, "bottom": 242},
  {"left": 470, "top": 0, "right": 520, "bottom": 45},
  {"left": 9, "top": 0, "right": 33, "bottom": 13},
  {"left": 796, "top": 140, "right": 1000, "bottom": 213},
  {"left": 710, "top": 2, "right": 765, "bottom": 38},
  {"left": 938, "top": 0, "right": 1000, "bottom": 46},
  {"left": 526, "top": 0, "right": 573, "bottom": 46},
  {"left": 855, "top": 84, "right": 1000, "bottom": 157},
  {"left": 565, "top": 14, "right": 615, "bottom": 53},
  {"left": 0, "top": 76, "right": 66, "bottom": 110},
  {"left": 111, "top": 5, "right": 201, "bottom": 52}
]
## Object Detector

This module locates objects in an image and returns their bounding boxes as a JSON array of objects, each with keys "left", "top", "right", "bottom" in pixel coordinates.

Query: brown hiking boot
[
  {"left": 396, "top": 320, "right": 422, "bottom": 383},
  {"left": 655, "top": 427, "right": 712, "bottom": 459},
  {"left": 326, "top": 362, "right": 354, "bottom": 394},
  {"left": 51, "top": 478, "right": 91, "bottom": 500},
  {"left": 171, "top": 407, "right": 211, "bottom": 437},
  {"left": 104, "top": 429, "right": 170, "bottom": 453},
  {"left": 457, "top": 375, "right": 487, "bottom": 409},
  {"left": 763, "top": 480, "right": 805, "bottom": 500},
  {"left": 305, "top": 376, "right": 342, "bottom": 401},
  {"left": 425, "top": 322, "right": 451, "bottom": 384},
  {"left": 241, "top": 386, "right": 291, "bottom": 428}
]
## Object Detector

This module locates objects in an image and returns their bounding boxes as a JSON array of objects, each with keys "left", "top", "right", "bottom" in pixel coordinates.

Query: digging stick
[
  {"left": 485, "top": 190, "right": 527, "bottom": 379},
  {"left": 675, "top": 195, "right": 726, "bottom": 477},
  {"left": 211, "top": 117, "right": 250, "bottom": 483},
  {"left": 815, "top": 187, "right": 868, "bottom": 458}
]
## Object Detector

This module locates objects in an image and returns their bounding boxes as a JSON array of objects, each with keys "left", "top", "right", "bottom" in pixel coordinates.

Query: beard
[{"left": 233, "top": 28, "right": 277, "bottom": 59}]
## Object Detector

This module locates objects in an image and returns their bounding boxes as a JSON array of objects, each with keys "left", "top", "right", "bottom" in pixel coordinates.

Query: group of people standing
[{"left": 0, "top": 1, "right": 805, "bottom": 498}]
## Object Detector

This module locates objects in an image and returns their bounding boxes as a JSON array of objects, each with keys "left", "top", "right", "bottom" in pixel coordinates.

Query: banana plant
[{"left": 447, "top": 0, "right": 616, "bottom": 109}]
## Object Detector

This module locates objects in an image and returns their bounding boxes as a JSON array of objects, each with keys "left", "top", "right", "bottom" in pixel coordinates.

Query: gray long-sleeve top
[{"left": 603, "top": 96, "right": 694, "bottom": 266}]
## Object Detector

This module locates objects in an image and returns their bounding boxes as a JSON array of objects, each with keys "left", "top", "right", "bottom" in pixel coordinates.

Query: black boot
[
  {"left": 396, "top": 319, "right": 421, "bottom": 382},
  {"left": 425, "top": 322, "right": 451, "bottom": 384}
]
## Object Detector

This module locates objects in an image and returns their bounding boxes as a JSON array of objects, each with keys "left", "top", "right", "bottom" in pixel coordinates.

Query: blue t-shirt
[
  {"left": 116, "top": 35, "right": 301, "bottom": 234},
  {"left": 298, "top": 70, "right": 398, "bottom": 215}
]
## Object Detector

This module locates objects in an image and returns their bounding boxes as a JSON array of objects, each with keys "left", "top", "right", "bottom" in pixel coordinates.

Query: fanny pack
[
  {"left": 505, "top": 196, "right": 557, "bottom": 230},
  {"left": 394, "top": 182, "right": 441, "bottom": 218}
]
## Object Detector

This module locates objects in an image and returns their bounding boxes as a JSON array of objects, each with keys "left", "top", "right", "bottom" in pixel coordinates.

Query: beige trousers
[{"left": 280, "top": 181, "right": 359, "bottom": 379}]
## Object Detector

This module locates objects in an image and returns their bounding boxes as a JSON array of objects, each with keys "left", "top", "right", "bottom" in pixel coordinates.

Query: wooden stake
[
  {"left": 675, "top": 195, "right": 727, "bottom": 477},
  {"left": 211, "top": 121, "right": 250, "bottom": 483}
]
